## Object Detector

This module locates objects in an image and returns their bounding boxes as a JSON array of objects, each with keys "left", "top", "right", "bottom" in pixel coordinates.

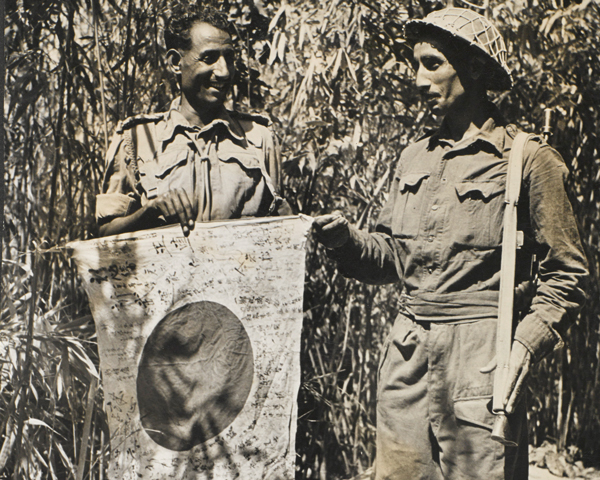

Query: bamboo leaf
[
  {"left": 331, "top": 48, "right": 343, "bottom": 80},
  {"left": 268, "top": 31, "right": 280, "bottom": 66},
  {"left": 268, "top": 5, "right": 287, "bottom": 33},
  {"left": 277, "top": 33, "right": 287, "bottom": 64},
  {"left": 342, "top": 48, "right": 357, "bottom": 83},
  {"left": 56, "top": 441, "right": 76, "bottom": 476}
]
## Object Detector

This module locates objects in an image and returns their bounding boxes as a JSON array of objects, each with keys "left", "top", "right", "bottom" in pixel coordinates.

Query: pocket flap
[
  {"left": 455, "top": 181, "right": 504, "bottom": 200},
  {"left": 398, "top": 172, "right": 430, "bottom": 192},
  {"left": 218, "top": 151, "right": 261, "bottom": 170},
  {"left": 155, "top": 150, "right": 189, "bottom": 179},
  {"left": 454, "top": 397, "right": 494, "bottom": 431}
]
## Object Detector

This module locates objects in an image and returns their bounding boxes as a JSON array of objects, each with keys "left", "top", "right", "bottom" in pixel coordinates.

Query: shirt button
[
  {"left": 427, "top": 267, "right": 433, "bottom": 274},
  {"left": 431, "top": 205, "right": 439, "bottom": 211},
  {"left": 427, "top": 235, "right": 434, "bottom": 242},
  {"left": 441, "top": 178, "right": 447, "bottom": 183}
]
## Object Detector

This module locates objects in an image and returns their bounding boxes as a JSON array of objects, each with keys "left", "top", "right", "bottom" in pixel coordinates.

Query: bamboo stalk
[
  {"left": 122, "top": 0, "right": 135, "bottom": 118},
  {"left": 76, "top": 377, "right": 98, "bottom": 480},
  {"left": 13, "top": 249, "right": 39, "bottom": 480},
  {"left": 0, "top": 416, "right": 16, "bottom": 472},
  {"left": 93, "top": 0, "right": 110, "bottom": 154},
  {"left": 99, "top": 430, "right": 105, "bottom": 480},
  {"left": 559, "top": 388, "right": 574, "bottom": 451},
  {"left": 47, "top": 3, "right": 73, "bottom": 241}
]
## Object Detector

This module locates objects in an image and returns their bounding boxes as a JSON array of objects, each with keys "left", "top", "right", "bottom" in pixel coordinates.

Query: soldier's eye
[
  {"left": 200, "top": 52, "right": 220, "bottom": 65},
  {"left": 421, "top": 57, "right": 442, "bottom": 70}
]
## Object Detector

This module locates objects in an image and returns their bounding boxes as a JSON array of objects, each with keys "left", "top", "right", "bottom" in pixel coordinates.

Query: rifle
[{"left": 491, "top": 108, "right": 554, "bottom": 446}]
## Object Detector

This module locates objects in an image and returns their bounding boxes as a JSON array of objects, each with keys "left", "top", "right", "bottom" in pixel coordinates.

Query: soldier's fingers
[
  {"left": 479, "top": 356, "right": 497, "bottom": 374},
  {"left": 502, "top": 365, "right": 521, "bottom": 409},
  {"left": 175, "top": 189, "right": 195, "bottom": 229},
  {"left": 169, "top": 192, "right": 191, "bottom": 236},
  {"left": 321, "top": 216, "right": 348, "bottom": 232},
  {"left": 505, "top": 368, "right": 527, "bottom": 414},
  {"left": 313, "top": 214, "right": 342, "bottom": 228},
  {"left": 503, "top": 351, "right": 531, "bottom": 414},
  {"left": 158, "top": 195, "right": 177, "bottom": 219}
]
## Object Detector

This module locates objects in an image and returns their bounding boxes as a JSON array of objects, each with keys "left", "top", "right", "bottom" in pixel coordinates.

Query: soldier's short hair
[{"left": 164, "top": 1, "right": 233, "bottom": 51}]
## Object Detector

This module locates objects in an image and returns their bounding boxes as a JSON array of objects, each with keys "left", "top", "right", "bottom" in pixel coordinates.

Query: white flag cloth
[{"left": 68, "top": 215, "right": 312, "bottom": 479}]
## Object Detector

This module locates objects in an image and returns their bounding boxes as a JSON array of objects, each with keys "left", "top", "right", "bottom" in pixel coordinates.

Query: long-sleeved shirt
[
  {"left": 331, "top": 104, "right": 588, "bottom": 362},
  {"left": 96, "top": 98, "right": 285, "bottom": 227}
]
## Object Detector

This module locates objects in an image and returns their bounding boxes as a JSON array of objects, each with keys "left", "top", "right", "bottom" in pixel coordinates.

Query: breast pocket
[
  {"left": 453, "top": 180, "right": 505, "bottom": 247},
  {"left": 391, "top": 172, "right": 430, "bottom": 238},
  {"left": 153, "top": 149, "right": 194, "bottom": 200}
]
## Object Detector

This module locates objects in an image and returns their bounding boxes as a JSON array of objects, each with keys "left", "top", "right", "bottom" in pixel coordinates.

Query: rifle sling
[{"left": 492, "top": 132, "right": 533, "bottom": 414}]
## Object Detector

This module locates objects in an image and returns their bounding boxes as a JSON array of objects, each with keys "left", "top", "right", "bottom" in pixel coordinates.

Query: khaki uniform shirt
[
  {"left": 332, "top": 104, "right": 588, "bottom": 361},
  {"left": 96, "top": 98, "right": 284, "bottom": 226}
]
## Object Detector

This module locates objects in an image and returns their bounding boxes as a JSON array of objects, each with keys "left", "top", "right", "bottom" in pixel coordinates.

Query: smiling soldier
[
  {"left": 313, "top": 8, "right": 588, "bottom": 480},
  {"left": 97, "top": 2, "right": 288, "bottom": 237}
]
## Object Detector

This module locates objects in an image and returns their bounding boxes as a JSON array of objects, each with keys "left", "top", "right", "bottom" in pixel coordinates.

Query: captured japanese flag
[{"left": 68, "top": 215, "right": 312, "bottom": 479}]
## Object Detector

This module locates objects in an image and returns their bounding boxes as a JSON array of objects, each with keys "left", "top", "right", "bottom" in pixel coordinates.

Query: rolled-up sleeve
[
  {"left": 95, "top": 133, "right": 141, "bottom": 225},
  {"left": 514, "top": 143, "right": 589, "bottom": 362}
]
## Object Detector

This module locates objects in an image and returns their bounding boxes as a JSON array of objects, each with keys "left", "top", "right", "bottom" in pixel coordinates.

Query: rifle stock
[{"left": 491, "top": 413, "right": 518, "bottom": 447}]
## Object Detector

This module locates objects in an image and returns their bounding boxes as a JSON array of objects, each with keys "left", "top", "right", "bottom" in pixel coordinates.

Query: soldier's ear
[{"left": 167, "top": 49, "right": 182, "bottom": 75}]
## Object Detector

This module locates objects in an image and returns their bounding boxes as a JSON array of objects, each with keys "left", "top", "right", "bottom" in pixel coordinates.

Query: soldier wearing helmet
[{"left": 314, "top": 7, "right": 588, "bottom": 480}]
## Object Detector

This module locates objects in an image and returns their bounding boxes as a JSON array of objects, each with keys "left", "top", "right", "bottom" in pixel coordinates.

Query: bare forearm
[{"left": 98, "top": 205, "right": 161, "bottom": 237}]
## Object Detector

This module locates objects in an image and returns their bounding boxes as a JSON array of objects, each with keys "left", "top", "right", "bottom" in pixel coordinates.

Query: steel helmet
[{"left": 404, "top": 7, "right": 512, "bottom": 91}]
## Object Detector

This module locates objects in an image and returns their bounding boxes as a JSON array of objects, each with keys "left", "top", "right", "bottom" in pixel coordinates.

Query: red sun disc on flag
[{"left": 137, "top": 301, "right": 254, "bottom": 451}]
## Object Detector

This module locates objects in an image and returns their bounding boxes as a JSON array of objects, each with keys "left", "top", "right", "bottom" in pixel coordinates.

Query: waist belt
[{"left": 401, "top": 291, "right": 499, "bottom": 322}]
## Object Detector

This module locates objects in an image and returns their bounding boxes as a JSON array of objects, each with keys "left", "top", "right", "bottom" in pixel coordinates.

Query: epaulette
[
  {"left": 116, "top": 112, "right": 164, "bottom": 134},
  {"left": 506, "top": 124, "right": 545, "bottom": 145},
  {"left": 230, "top": 110, "right": 271, "bottom": 127}
]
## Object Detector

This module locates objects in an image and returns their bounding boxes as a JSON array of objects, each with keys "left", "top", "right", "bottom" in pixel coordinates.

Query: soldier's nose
[
  {"left": 213, "top": 56, "right": 232, "bottom": 79},
  {"left": 415, "top": 65, "right": 430, "bottom": 90}
]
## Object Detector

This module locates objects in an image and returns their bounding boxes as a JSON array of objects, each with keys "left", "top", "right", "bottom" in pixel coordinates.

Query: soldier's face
[
  {"left": 177, "top": 22, "right": 236, "bottom": 111},
  {"left": 413, "top": 40, "right": 467, "bottom": 117}
]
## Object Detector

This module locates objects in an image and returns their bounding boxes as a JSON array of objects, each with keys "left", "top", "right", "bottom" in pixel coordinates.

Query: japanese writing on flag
[{"left": 68, "top": 215, "right": 312, "bottom": 480}]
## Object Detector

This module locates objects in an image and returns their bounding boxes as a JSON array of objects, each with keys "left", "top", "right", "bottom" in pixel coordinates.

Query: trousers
[{"left": 375, "top": 314, "right": 529, "bottom": 480}]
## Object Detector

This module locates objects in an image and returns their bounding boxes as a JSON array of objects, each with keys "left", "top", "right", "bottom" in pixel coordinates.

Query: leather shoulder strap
[
  {"left": 493, "top": 131, "right": 534, "bottom": 417},
  {"left": 505, "top": 132, "right": 532, "bottom": 206}
]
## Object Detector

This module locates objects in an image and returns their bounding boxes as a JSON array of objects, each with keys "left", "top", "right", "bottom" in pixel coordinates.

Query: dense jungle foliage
[{"left": 2, "top": 0, "right": 600, "bottom": 478}]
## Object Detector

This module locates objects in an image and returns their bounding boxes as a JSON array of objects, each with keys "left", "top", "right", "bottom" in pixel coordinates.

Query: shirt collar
[
  {"left": 428, "top": 102, "right": 507, "bottom": 157},
  {"left": 156, "top": 97, "right": 246, "bottom": 144}
]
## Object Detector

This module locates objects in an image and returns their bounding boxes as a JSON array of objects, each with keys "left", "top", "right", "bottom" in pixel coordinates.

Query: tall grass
[{"left": 3, "top": 0, "right": 600, "bottom": 478}]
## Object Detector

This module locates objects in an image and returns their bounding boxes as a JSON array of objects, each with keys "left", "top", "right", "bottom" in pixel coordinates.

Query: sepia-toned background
[{"left": 2, "top": 0, "right": 599, "bottom": 478}]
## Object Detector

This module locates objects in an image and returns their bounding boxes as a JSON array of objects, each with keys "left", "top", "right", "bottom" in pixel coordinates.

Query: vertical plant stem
[
  {"left": 0, "top": 416, "right": 15, "bottom": 472},
  {"left": 47, "top": 3, "right": 73, "bottom": 242},
  {"left": 560, "top": 388, "right": 574, "bottom": 450},
  {"left": 99, "top": 430, "right": 104, "bottom": 480},
  {"left": 76, "top": 377, "right": 98, "bottom": 480},
  {"left": 247, "top": 35, "right": 251, "bottom": 108},
  {"left": 13, "top": 249, "right": 39, "bottom": 480},
  {"left": 94, "top": 0, "right": 109, "bottom": 154},
  {"left": 122, "top": 0, "right": 135, "bottom": 118}
]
